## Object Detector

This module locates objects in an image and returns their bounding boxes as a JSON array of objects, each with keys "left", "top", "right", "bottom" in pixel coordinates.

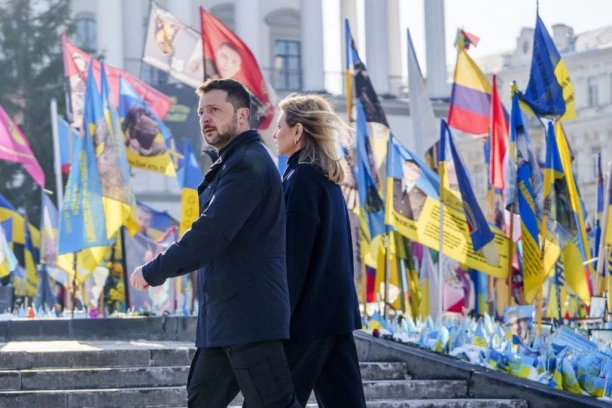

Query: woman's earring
[{"left": 294, "top": 139, "right": 299, "bottom": 146}]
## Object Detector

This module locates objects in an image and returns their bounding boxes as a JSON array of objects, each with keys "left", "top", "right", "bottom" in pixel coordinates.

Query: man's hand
[{"left": 130, "top": 266, "right": 149, "bottom": 291}]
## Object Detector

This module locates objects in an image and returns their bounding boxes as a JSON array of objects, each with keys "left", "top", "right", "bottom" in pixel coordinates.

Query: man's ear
[{"left": 239, "top": 107, "right": 250, "bottom": 126}]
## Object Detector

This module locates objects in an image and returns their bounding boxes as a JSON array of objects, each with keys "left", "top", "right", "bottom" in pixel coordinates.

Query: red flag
[
  {"left": 62, "top": 34, "right": 172, "bottom": 125},
  {"left": 489, "top": 75, "right": 508, "bottom": 192},
  {"left": 199, "top": 7, "right": 274, "bottom": 130}
]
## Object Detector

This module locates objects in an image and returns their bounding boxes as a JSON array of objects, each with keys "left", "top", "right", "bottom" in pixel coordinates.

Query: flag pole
[
  {"left": 361, "top": 259, "right": 367, "bottom": 318},
  {"left": 596, "top": 168, "right": 611, "bottom": 292},
  {"left": 507, "top": 208, "right": 515, "bottom": 308},
  {"left": 71, "top": 252, "right": 77, "bottom": 319},
  {"left": 50, "top": 98, "right": 64, "bottom": 210},
  {"left": 438, "top": 200, "right": 444, "bottom": 321},
  {"left": 383, "top": 230, "right": 390, "bottom": 319}
]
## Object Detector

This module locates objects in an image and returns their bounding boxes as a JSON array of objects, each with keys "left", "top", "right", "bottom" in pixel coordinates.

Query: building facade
[
  {"left": 68, "top": 1, "right": 609, "bottom": 223},
  {"left": 68, "top": 0, "right": 449, "bottom": 218}
]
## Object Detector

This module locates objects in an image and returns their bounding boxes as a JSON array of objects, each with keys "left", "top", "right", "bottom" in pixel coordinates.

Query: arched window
[{"left": 74, "top": 15, "right": 97, "bottom": 53}]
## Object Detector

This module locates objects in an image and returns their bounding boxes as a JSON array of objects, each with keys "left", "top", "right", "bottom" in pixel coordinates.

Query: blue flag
[
  {"left": 439, "top": 119, "right": 494, "bottom": 251},
  {"left": 356, "top": 101, "right": 385, "bottom": 240},
  {"left": 57, "top": 117, "right": 78, "bottom": 174},
  {"left": 520, "top": 15, "right": 576, "bottom": 120},
  {"left": 58, "top": 61, "right": 109, "bottom": 255}
]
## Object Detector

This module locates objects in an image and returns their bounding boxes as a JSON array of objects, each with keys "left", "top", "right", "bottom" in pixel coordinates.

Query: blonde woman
[{"left": 271, "top": 94, "right": 366, "bottom": 408}]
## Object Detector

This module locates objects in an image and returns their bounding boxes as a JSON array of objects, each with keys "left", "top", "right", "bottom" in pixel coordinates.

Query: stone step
[
  {"left": 0, "top": 362, "right": 408, "bottom": 391},
  {"left": 0, "top": 386, "right": 188, "bottom": 408},
  {"left": 0, "top": 380, "right": 467, "bottom": 407},
  {"left": 230, "top": 399, "right": 528, "bottom": 408},
  {"left": 229, "top": 380, "right": 468, "bottom": 405}
]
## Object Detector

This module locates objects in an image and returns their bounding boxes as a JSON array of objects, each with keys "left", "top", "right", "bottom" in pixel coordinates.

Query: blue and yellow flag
[
  {"left": 118, "top": 76, "right": 177, "bottom": 177},
  {"left": 23, "top": 216, "right": 39, "bottom": 296},
  {"left": 385, "top": 134, "right": 509, "bottom": 278},
  {"left": 356, "top": 101, "right": 385, "bottom": 242},
  {"left": 544, "top": 122, "right": 590, "bottom": 306},
  {"left": 100, "top": 63, "right": 139, "bottom": 237},
  {"left": 178, "top": 140, "right": 203, "bottom": 237},
  {"left": 0, "top": 219, "right": 17, "bottom": 278},
  {"left": 520, "top": 14, "right": 576, "bottom": 121},
  {"left": 57, "top": 62, "right": 109, "bottom": 282},
  {"left": 59, "top": 61, "right": 109, "bottom": 256},
  {"left": 136, "top": 201, "right": 177, "bottom": 241},
  {"left": 507, "top": 93, "right": 542, "bottom": 304},
  {"left": 439, "top": 119, "right": 495, "bottom": 252},
  {"left": 543, "top": 122, "right": 576, "bottom": 235},
  {"left": 0, "top": 193, "right": 40, "bottom": 248},
  {"left": 555, "top": 122, "right": 593, "bottom": 305}
]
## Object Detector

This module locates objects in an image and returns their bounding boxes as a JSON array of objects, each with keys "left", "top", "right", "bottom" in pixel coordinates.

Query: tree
[{"left": 0, "top": 0, "right": 74, "bottom": 226}]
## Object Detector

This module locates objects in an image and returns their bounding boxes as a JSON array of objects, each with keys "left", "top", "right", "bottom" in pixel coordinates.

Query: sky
[{"left": 398, "top": 0, "right": 612, "bottom": 74}]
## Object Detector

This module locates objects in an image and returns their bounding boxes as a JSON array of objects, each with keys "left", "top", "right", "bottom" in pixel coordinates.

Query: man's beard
[{"left": 203, "top": 115, "right": 239, "bottom": 149}]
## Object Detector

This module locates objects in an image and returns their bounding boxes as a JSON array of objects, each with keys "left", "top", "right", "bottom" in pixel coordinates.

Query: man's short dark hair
[{"left": 196, "top": 78, "right": 251, "bottom": 113}]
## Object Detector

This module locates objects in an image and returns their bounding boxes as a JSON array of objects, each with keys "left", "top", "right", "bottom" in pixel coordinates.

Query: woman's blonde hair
[{"left": 279, "top": 94, "right": 353, "bottom": 184}]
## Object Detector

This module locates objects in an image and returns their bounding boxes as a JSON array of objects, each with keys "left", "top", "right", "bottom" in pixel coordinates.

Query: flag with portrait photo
[
  {"left": 62, "top": 34, "right": 172, "bottom": 127},
  {"left": 199, "top": 7, "right": 274, "bottom": 130},
  {"left": 137, "top": 201, "right": 177, "bottom": 242},
  {"left": 385, "top": 134, "right": 510, "bottom": 278},
  {"left": 99, "top": 63, "right": 140, "bottom": 238},
  {"left": 119, "top": 76, "right": 177, "bottom": 176},
  {"left": 346, "top": 19, "right": 389, "bottom": 184},
  {"left": 143, "top": 2, "right": 204, "bottom": 88}
]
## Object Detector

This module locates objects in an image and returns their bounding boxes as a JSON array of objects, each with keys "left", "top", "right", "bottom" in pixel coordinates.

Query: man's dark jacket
[{"left": 143, "top": 130, "right": 290, "bottom": 348}]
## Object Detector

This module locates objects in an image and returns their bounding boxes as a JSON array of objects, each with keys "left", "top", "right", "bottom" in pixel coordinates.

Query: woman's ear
[{"left": 294, "top": 122, "right": 304, "bottom": 138}]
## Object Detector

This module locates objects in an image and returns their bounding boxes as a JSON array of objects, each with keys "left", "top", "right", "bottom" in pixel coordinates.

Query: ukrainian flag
[
  {"left": 177, "top": 140, "right": 203, "bottom": 238},
  {"left": 57, "top": 61, "right": 110, "bottom": 282},
  {"left": 0, "top": 219, "right": 17, "bottom": 278},
  {"left": 507, "top": 93, "right": 542, "bottom": 304},
  {"left": 520, "top": 14, "right": 576, "bottom": 121},
  {"left": 356, "top": 101, "right": 385, "bottom": 243}
]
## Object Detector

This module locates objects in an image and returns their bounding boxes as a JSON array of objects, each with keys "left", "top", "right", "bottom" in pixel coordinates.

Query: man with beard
[{"left": 130, "top": 79, "right": 299, "bottom": 408}]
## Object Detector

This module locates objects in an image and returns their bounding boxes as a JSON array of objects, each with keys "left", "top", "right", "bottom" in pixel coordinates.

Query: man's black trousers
[{"left": 187, "top": 340, "right": 301, "bottom": 408}]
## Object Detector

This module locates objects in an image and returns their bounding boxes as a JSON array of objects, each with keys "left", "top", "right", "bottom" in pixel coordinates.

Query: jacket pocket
[{"left": 204, "top": 273, "right": 255, "bottom": 301}]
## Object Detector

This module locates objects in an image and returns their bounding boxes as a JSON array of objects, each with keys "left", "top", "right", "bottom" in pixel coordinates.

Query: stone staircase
[{"left": 0, "top": 340, "right": 528, "bottom": 408}]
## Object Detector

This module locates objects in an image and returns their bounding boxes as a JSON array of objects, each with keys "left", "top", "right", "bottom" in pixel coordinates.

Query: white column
[
  {"left": 97, "top": 0, "right": 124, "bottom": 68},
  {"left": 424, "top": 0, "right": 447, "bottom": 99},
  {"left": 235, "top": 0, "right": 262, "bottom": 63},
  {"left": 122, "top": 0, "right": 145, "bottom": 77},
  {"left": 323, "top": 0, "right": 343, "bottom": 95},
  {"left": 300, "top": 0, "right": 325, "bottom": 92},
  {"left": 341, "top": 0, "right": 359, "bottom": 66},
  {"left": 365, "top": 0, "right": 389, "bottom": 95},
  {"left": 387, "top": 0, "right": 402, "bottom": 96},
  {"left": 167, "top": 0, "right": 194, "bottom": 28}
]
